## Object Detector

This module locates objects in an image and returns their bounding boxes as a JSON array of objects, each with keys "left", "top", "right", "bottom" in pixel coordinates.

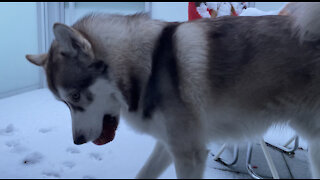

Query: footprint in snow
[
  {"left": 38, "top": 127, "right": 53, "bottom": 134},
  {"left": 66, "top": 147, "right": 81, "bottom": 154},
  {"left": 89, "top": 152, "right": 103, "bottom": 161},
  {"left": 83, "top": 175, "right": 96, "bottom": 179},
  {"left": 6, "top": 140, "right": 28, "bottom": 153},
  {"left": 42, "top": 170, "right": 61, "bottom": 178},
  {"left": 0, "top": 124, "right": 15, "bottom": 135},
  {"left": 22, "top": 152, "right": 44, "bottom": 165},
  {"left": 62, "top": 161, "right": 76, "bottom": 169}
]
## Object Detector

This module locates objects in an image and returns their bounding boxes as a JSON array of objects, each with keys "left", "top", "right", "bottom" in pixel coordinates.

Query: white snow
[
  {"left": 0, "top": 86, "right": 307, "bottom": 179},
  {"left": 0, "top": 89, "right": 155, "bottom": 178},
  {"left": 0, "top": 88, "right": 253, "bottom": 179}
]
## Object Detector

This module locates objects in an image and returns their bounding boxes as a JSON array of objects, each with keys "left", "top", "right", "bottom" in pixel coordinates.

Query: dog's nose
[{"left": 74, "top": 135, "right": 86, "bottom": 145}]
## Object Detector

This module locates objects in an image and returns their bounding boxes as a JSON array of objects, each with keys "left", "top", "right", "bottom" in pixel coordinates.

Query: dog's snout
[{"left": 74, "top": 135, "right": 86, "bottom": 145}]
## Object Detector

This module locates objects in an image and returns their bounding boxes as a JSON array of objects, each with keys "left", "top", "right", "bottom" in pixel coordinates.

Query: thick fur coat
[{"left": 26, "top": 2, "right": 320, "bottom": 178}]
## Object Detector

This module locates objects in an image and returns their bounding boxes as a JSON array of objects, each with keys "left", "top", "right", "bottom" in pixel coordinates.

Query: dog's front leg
[
  {"left": 308, "top": 140, "right": 320, "bottom": 178},
  {"left": 170, "top": 147, "right": 208, "bottom": 179},
  {"left": 136, "top": 141, "right": 172, "bottom": 179}
]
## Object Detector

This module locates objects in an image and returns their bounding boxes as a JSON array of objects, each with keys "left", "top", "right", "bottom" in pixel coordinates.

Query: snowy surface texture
[
  {"left": 0, "top": 89, "right": 254, "bottom": 179},
  {"left": 0, "top": 89, "right": 158, "bottom": 179},
  {"left": 0, "top": 88, "right": 307, "bottom": 179}
]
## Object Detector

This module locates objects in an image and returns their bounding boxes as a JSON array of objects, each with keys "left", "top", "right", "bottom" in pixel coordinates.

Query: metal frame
[
  {"left": 247, "top": 143, "right": 264, "bottom": 179},
  {"left": 211, "top": 144, "right": 239, "bottom": 166},
  {"left": 211, "top": 136, "right": 300, "bottom": 179},
  {"left": 265, "top": 135, "right": 299, "bottom": 155}
]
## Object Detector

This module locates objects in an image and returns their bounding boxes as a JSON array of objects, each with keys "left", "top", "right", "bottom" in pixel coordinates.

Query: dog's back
[{"left": 172, "top": 10, "right": 320, "bottom": 142}]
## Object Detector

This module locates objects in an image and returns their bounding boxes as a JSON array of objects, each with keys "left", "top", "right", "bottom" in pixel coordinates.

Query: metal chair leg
[
  {"left": 212, "top": 135, "right": 300, "bottom": 179},
  {"left": 247, "top": 138, "right": 295, "bottom": 179},
  {"left": 265, "top": 135, "right": 299, "bottom": 155},
  {"left": 246, "top": 143, "right": 264, "bottom": 179},
  {"left": 260, "top": 139, "right": 280, "bottom": 179},
  {"left": 211, "top": 143, "right": 239, "bottom": 167}
]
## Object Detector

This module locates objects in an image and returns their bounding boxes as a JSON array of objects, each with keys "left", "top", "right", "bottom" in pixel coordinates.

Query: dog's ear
[
  {"left": 53, "top": 23, "right": 94, "bottom": 58},
  {"left": 25, "top": 53, "right": 48, "bottom": 66}
]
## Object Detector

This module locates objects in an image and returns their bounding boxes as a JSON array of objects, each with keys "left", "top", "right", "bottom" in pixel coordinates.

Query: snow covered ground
[
  {"left": 0, "top": 89, "right": 253, "bottom": 179},
  {"left": 0, "top": 88, "right": 309, "bottom": 179},
  {"left": 0, "top": 89, "right": 161, "bottom": 179},
  {"left": 2, "top": 87, "right": 292, "bottom": 179}
]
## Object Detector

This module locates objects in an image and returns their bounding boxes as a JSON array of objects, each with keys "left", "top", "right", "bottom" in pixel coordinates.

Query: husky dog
[{"left": 26, "top": 2, "right": 320, "bottom": 178}]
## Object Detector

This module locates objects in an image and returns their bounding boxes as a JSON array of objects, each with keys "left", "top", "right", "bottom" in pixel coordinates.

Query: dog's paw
[{"left": 22, "top": 152, "right": 44, "bottom": 165}]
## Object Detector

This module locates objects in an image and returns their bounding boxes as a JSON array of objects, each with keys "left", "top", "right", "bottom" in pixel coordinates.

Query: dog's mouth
[{"left": 93, "top": 114, "right": 119, "bottom": 145}]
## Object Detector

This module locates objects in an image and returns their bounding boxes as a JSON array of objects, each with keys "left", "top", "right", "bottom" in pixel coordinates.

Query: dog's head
[{"left": 26, "top": 23, "right": 122, "bottom": 145}]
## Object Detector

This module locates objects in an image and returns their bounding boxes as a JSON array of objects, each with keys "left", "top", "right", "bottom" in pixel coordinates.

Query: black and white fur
[{"left": 26, "top": 2, "right": 320, "bottom": 178}]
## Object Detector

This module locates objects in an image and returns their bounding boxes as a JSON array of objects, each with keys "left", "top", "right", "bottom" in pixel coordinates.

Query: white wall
[
  {"left": 64, "top": 2, "right": 189, "bottom": 25},
  {"left": 64, "top": 2, "right": 146, "bottom": 25},
  {"left": 0, "top": 2, "right": 40, "bottom": 98},
  {"left": 254, "top": 2, "right": 288, "bottom": 11},
  {"left": 151, "top": 2, "right": 188, "bottom": 22}
]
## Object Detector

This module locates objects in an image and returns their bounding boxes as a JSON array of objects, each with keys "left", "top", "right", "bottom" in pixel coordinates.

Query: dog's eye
[{"left": 71, "top": 92, "right": 81, "bottom": 102}]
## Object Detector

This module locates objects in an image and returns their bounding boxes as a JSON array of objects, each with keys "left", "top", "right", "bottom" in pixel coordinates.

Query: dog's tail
[{"left": 288, "top": 2, "right": 320, "bottom": 42}]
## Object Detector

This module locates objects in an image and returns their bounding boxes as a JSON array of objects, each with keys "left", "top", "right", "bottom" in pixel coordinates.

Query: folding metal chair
[{"left": 211, "top": 135, "right": 299, "bottom": 179}]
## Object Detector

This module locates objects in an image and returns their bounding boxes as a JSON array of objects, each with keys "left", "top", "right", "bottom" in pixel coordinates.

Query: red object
[
  {"left": 232, "top": 11, "right": 238, "bottom": 16},
  {"left": 188, "top": 2, "right": 202, "bottom": 21},
  {"left": 231, "top": 5, "right": 239, "bottom": 16},
  {"left": 189, "top": 2, "right": 246, "bottom": 21},
  {"left": 208, "top": 8, "right": 213, "bottom": 16},
  {"left": 93, "top": 116, "right": 119, "bottom": 145}
]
